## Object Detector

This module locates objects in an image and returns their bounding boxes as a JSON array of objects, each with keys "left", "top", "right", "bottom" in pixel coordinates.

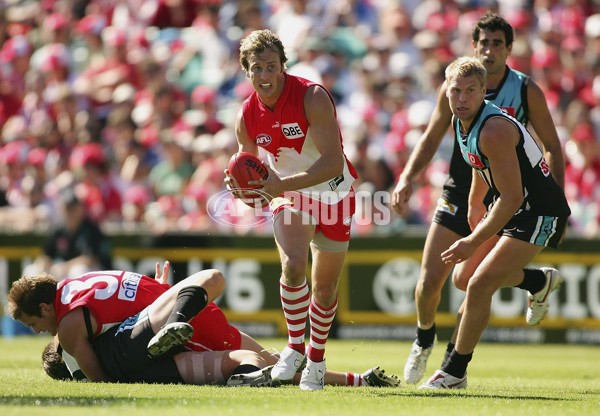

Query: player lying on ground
[
  {"left": 8, "top": 262, "right": 271, "bottom": 384},
  {"left": 41, "top": 264, "right": 399, "bottom": 387}
]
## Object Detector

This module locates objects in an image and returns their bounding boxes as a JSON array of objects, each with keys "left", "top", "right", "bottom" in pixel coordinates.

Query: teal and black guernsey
[
  {"left": 453, "top": 100, "right": 569, "bottom": 218},
  {"left": 484, "top": 67, "right": 529, "bottom": 125},
  {"left": 442, "top": 67, "right": 530, "bottom": 206}
]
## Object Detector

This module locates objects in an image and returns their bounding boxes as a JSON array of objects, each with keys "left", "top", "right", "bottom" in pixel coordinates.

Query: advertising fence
[{"left": 1, "top": 233, "right": 599, "bottom": 343}]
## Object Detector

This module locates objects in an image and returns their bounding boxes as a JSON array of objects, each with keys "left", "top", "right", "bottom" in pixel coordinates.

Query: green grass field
[{"left": 0, "top": 336, "right": 598, "bottom": 416}]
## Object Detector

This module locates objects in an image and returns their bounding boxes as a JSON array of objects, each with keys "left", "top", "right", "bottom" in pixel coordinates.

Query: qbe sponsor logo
[{"left": 281, "top": 123, "right": 304, "bottom": 139}]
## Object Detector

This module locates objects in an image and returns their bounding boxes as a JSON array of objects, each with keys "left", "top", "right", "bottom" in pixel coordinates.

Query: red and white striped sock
[
  {"left": 279, "top": 279, "right": 310, "bottom": 354},
  {"left": 346, "top": 372, "right": 364, "bottom": 387},
  {"left": 306, "top": 297, "right": 338, "bottom": 362}
]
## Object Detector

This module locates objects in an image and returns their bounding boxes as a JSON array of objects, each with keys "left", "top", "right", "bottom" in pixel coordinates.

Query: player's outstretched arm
[{"left": 392, "top": 83, "right": 453, "bottom": 216}]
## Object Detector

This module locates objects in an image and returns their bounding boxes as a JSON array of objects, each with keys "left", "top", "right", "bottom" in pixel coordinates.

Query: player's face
[
  {"left": 246, "top": 49, "right": 285, "bottom": 108},
  {"left": 19, "top": 304, "right": 58, "bottom": 335},
  {"left": 473, "top": 30, "right": 511, "bottom": 77},
  {"left": 446, "top": 74, "right": 486, "bottom": 125}
]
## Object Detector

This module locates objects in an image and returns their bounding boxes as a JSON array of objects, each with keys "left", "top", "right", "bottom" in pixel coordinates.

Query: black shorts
[
  {"left": 93, "top": 310, "right": 184, "bottom": 384},
  {"left": 499, "top": 210, "right": 568, "bottom": 249},
  {"left": 432, "top": 197, "right": 472, "bottom": 238}
]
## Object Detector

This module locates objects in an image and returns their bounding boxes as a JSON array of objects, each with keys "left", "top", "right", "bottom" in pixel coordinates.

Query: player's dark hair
[
  {"left": 42, "top": 341, "right": 73, "bottom": 381},
  {"left": 472, "top": 12, "right": 514, "bottom": 47},
  {"left": 239, "top": 29, "right": 288, "bottom": 72}
]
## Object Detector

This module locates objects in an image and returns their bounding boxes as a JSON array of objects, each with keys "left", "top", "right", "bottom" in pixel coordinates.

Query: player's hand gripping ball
[{"left": 226, "top": 152, "right": 269, "bottom": 207}]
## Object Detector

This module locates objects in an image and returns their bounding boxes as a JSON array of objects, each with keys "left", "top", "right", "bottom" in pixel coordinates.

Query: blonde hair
[
  {"left": 445, "top": 56, "right": 487, "bottom": 88},
  {"left": 239, "top": 29, "right": 287, "bottom": 72}
]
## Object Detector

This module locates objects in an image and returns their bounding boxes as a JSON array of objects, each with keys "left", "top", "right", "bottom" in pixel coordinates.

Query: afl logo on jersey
[
  {"left": 256, "top": 134, "right": 272, "bottom": 147},
  {"left": 282, "top": 122, "right": 304, "bottom": 139}
]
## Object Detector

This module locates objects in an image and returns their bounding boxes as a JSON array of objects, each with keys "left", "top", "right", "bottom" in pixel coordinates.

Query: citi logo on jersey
[
  {"left": 281, "top": 122, "right": 304, "bottom": 139},
  {"left": 118, "top": 272, "right": 142, "bottom": 301},
  {"left": 467, "top": 152, "right": 485, "bottom": 168},
  {"left": 256, "top": 134, "right": 272, "bottom": 146}
]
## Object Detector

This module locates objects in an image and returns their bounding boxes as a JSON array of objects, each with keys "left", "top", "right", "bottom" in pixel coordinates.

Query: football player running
[
  {"left": 391, "top": 12, "right": 565, "bottom": 385},
  {"left": 226, "top": 29, "right": 358, "bottom": 390}
]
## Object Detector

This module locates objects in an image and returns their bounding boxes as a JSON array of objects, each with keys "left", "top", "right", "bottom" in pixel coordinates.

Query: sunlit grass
[{"left": 1, "top": 336, "right": 598, "bottom": 416}]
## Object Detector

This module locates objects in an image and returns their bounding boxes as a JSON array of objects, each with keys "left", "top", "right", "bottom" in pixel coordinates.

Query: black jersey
[
  {"left": 453, "top": 100, "right": 570, "bottom": 218},
  {"left": 441, "top": 66, "right": 530, "bottom": 207}
]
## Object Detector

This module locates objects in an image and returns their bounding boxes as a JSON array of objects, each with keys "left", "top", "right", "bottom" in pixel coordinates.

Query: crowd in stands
[{"left": 0, "top": 0, "right": 599, "bottom": 238}]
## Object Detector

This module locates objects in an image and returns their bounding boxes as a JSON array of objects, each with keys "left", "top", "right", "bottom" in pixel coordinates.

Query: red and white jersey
[
  {"left": 241, "top": 73, "right": 357, "bottom": 204},
  {"left": 54, "top": 270, "right": 168, "bottom": 337}
]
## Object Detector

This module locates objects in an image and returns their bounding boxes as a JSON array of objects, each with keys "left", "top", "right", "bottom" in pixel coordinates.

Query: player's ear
[{"left": 40, "top": 303, "right": 52, "bottom": 315}]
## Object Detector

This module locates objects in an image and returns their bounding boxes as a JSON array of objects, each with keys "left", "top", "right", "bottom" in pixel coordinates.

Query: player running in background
[
  {"left": 7, "top": 263, "right": 269, "bottom": 383},
  {"left": 225, "top": 29, "right": 357, "bottom": 390},
  {"left": 419, "top": 56, "right": 569, "bottom": 388},
  {"left": 391, "top": 12, "right": 566, "bottom": 385}
]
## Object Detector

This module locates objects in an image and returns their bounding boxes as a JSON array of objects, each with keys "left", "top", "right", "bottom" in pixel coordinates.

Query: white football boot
[
  {"left": 404, "top": 339, "right": 435, "bottom": 384},
  {"left": 419, "top": 369, "right": 467, "bottom": 389},
  {"left": 271, "top": 346, "right": 306, "bottom": 383},
  {"left": 526, "top": 267, "right": 563, "bottom": 325},
  {"left": 299, "top": 358, "right": 325, "bottom": 391}
]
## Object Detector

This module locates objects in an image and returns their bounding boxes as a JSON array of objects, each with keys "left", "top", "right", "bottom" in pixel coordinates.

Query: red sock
[
  {"left": 306, "top": 297, "right": 337, "bottom": 362},
  {"left": 279, "top": 279, "right": 310, "bottom": 354},
  {"left": 346, "top": 372, "right": 363, "bottom": 387}
]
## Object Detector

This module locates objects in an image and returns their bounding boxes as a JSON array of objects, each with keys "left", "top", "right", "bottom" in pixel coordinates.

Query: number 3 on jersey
[{"left": 59, "top": 271, "right": 123, "bottom": 305}]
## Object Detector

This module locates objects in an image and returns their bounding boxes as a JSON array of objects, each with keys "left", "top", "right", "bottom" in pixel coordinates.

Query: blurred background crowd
[{"left": 0, "top": 0, "right": 599, "bottom": 239}]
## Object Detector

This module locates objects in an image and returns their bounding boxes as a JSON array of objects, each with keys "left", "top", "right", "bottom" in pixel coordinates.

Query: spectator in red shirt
[
  {"left": 0, "top": 34, "right": 33, "bottom": 102},
  {"left": 148, "top": 0, "right": 200, "bottom": 29},
  {"left": 73, "top": 27, "right": 141, "bottom": 121},
  {"left": 69, "top": 142, "right": 122, "bottom": 223}
]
